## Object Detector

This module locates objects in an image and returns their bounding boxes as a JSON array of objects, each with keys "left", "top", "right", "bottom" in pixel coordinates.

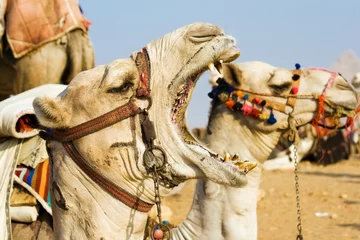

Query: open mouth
[{"left": 169, "top": 46, "right": 257, "bottom": 175}]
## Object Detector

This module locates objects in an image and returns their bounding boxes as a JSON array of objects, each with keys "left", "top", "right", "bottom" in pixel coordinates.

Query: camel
[
  {"left": 0, "top": 0, "right": 94, "bottom": 100},
  {"left": 181, "top": 62, "right": 358, "bottom": 240},
  {"left": 32, "top": 23, "right": 254, "bottom": 239}
]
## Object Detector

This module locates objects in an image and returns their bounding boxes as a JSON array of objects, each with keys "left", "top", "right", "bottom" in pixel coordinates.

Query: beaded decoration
[{"left": 208, "top": 63, "right": 302, "bottom": 125}]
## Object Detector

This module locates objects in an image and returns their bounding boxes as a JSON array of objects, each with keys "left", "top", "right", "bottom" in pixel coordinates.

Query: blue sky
[{"left": 79, "top": 0, "right": 360, "bottom": 129}]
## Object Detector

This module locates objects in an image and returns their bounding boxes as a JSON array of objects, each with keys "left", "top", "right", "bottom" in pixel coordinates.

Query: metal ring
[{"left": 143, "top": 145, "right": 168, "bottom": 172}]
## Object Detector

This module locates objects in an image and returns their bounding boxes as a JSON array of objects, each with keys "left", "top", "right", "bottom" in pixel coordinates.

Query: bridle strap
[
  {"left": 40, "top": 47, "right": 155, "bottom": 212},
  {"left": 63, "top": 142, "right": 153, "bottom": 212},
  {"left": 42, "top": 101, "right": 142, "bottom": 142},
  {"left": 135, "top": 48, "right": 151, "bottom": 97}
]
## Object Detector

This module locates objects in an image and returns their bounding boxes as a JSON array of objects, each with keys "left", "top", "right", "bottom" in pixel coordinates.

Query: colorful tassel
[
  {"left": 249, "top": 108, "right": 261, "bottom": 118},
  {"left": 267, "top": 113, "right": 277, "bottom": 124},
  {"left": 232, "top": 102, "right": 243, "bottom": 111},
  {"left": 259, "top": 112, "right": 270, "bottom": 121},
  {"left": 241, "top": 104, "right": 253, "bottom": 115},
  {"left": 225, "top": 99, "right": 236, "bottom": 110},
  {"left": 243, "top": 94, "right": 249, "bottom": 100},
  {"left": 253, "top": 97, "right": 261, "bottom": 105},
  {"left": 218, "top": 92, "right": 230, "bottom": 102}
]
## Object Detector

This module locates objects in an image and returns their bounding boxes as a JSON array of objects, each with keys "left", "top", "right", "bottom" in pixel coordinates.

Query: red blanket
[{"left": 6, "top": 0, "right": 88, "bottom": 58}]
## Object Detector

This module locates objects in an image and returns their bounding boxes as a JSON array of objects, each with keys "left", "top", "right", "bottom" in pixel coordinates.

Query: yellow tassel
[{"left": 259, "top": 112, "right": 269, "bottom": 121}]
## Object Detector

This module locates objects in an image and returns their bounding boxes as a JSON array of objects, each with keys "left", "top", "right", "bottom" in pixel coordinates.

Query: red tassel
[{"left": 249, "top": 108, "right": 261, "bottom": 118}]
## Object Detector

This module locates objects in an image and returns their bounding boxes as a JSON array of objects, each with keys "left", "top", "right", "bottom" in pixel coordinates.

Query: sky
[{"left": 79, "top": 0, "right": 360, "bottom": 129}]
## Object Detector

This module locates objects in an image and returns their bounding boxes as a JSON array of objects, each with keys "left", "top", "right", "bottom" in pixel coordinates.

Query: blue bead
[
  {"left": 267, "top": 113, "right": 277, "bottom": 124},
  {"left": 243, "top": 94, "right": 249, "bottom": 100},
  {"left": 162, "top": 220, "right": 170, "bottom": 225},
  {"left": 295, "top": 63, "right": 301, "bottom": 70}
]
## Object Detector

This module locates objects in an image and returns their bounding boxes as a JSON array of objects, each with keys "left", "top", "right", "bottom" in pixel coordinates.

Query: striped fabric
[{"left": 14, "top": 159, "right": 51, "bottom": 207}]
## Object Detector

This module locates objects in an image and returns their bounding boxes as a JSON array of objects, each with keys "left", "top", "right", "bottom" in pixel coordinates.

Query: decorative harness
[
  {"left": 208, "top": 63, "right": 356, "bottom": 145},
  {"left": 40, "top": 47, "right": 157, "bottom": 212}
]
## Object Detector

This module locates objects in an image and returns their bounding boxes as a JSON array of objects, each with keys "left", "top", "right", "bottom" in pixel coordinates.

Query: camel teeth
[
  {"left": 208, "top": 62, "right": 215, "bottom": 72},
  {"left": 215, "top": 61, "right": 223, "bottom": 75},
  {"left": 231, "top": 153, "right": 239, "bottom": 161},
  {"left": 233, "top": 160, "right": 258, "bottom": 172},
  {"left": 224, "top": 153, "right": 231, "bottom": 162},
  {"left": 208, "top": 62, "right": 223, "bottom": 78}
]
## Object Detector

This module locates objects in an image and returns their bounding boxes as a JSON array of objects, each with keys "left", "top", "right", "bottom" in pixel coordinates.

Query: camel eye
[
  {"left": 107, "top": 82, "right": 134, "bottom": 94},
  {"left": 269, "top": 83, "right": 291, "bottom": 95}
]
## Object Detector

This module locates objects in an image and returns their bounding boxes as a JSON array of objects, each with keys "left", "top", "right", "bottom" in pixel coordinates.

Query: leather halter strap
[
  {"left": 41, "top": 47, "right": 155, "bottom": 212},
  {"left": 43, "top": 102, "right": 141, "bottom": 142},
  {"left": 63, "top": 142, "right": 153, "bottom": 212}
]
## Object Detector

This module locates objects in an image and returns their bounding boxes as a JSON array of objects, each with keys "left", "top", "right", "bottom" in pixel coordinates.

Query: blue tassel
[
  {"left": 208, "top": 91, "right": 216, "bottom": 99},
  {"left": 295, "top": 63, "right": 301, "bottom": 70},
  {"left": 227, "top": 87, "right": 234, "bottom": 93},
  {"left": 243, "top": 94, "right": 249, "bottom": 100},
  {"left": 267, "top": 113, "right": 277, "bottom": 124}
]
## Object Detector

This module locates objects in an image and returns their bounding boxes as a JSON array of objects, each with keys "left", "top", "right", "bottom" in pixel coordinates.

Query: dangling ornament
[
  {"left": 267, "top": 109, "right": 277, "bottom": 124},
  {"left": 241, "top": 104, "right": 253, "bottom": 115},
  {"left": 218, "top": 92, "right": 230, "bottom": 102},
  {"left": 259, "top": 112, "right": 270, "bottom": 121},
  {"left": 232, "top": 102, "right": 243, "bottom": 111},
  {"left": 249, "top": 108, "right": 261, "bottom": 118},
  {"left": 225, "top": 99, "right": 236, "bottom": 110}
]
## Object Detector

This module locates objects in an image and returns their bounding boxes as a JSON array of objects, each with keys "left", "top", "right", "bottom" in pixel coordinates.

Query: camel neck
[
  {"left": 206, "top": 103, "right": 282, "bottom": 163},
  {"left": 50, "top": 145, "right": 151, "bottom": 239}
]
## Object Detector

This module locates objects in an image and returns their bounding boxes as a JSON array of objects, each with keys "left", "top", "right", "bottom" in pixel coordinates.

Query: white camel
[
  {"left": 180, "top": 62, "right": 358, "bottom": 240},
  {"left": 33, "top": 23, "right": 254, "bottom": 239}
]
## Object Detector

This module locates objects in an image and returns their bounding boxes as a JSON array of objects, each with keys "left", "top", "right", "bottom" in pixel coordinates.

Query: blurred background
[{"left": 79, "top": 0, "right": 360, "bottom": 129}]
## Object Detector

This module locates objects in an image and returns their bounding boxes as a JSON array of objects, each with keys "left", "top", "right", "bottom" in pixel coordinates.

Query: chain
[
  {"left": 293, "top": 146, "right": 303, "bottom": 240},
  {"left": 152, "top": 166, "right": 162, "bottom": 224}
]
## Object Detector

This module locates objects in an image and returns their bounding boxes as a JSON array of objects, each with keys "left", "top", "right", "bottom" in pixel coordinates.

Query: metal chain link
[
  {"left": 293, "top": 146, "right": 303, "bottom": 240},
  {"left": 152, "top": 166, "right": 162, "bottom": 224}
]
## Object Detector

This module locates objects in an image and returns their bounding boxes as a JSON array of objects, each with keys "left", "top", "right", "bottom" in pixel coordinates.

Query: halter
[
  {"left": 208, "top": 64, "right": 356, "bottom": 144},
  {"left": 40, "top": 47, "right": 155, "bottom": 212}
]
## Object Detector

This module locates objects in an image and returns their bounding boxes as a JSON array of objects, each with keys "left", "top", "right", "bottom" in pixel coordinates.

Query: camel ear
[
  {"left": 221, "top": 63, "right": 243, "bottom": 88},
  {"left": 33, "top": 97, "right": 71, "bottom": 129}
]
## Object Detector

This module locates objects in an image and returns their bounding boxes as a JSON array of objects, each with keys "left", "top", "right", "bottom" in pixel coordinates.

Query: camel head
[
  {"left": 33, "top": 22, "right": 247, "bottom": 202},
  {"left": 209, "top": 61, "right": 358, "bottom": 133}
]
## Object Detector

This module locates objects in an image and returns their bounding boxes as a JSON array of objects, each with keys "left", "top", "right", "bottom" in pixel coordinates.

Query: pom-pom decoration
[
  {"left": 225, "top": 99, "right": 236, "bottom": 110},
  {"left": 267, "top": 113, "right": 277, "bottom": 124},
  {"left": 291, "top": 87, "right": 299, "bottom": 94},
  {"left": 249, "top": 108, "right": 261, "bottom": 118},
  {"left": 295, "top": 63, "right": 301, "bottom": 70},
  {"left": 241, "top": 104, "right": 253, "bottom": 115},
  {"left": 259, "top": 112, "right": 270, "bottom": 121},
  {"left": 232, "top": 102, "right": 243, "bottom": 111},
  {"left": 253, "top": 97, "right": 261, "bottom": 105}
]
